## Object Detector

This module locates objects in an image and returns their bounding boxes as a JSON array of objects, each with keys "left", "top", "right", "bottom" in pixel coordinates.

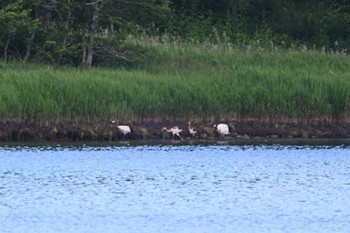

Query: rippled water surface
[{"left": 1, "top": 143, "right": 350, "bottom": 233}]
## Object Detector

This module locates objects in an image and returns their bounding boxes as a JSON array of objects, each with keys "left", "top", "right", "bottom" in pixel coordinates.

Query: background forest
[{"left": 1, "top": 0, "right": 349, "bottom": 67}]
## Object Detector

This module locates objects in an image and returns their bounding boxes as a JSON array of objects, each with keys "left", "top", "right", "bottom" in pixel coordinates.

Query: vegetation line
[{"left": 1, "top": 40, "right": 349, "bottom": 123}]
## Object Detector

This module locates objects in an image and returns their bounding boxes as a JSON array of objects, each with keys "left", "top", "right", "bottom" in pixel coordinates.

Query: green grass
[{"left": 1, "top": 38, "right": 350, "bottom": 123}]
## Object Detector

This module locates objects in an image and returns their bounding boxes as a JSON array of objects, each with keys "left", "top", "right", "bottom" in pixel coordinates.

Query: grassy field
[{"left": 1, "top": 38, "right": 350, "bottom": 124}]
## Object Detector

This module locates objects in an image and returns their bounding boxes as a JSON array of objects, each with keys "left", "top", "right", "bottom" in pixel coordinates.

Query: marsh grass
[{"left": 0, "top": 38, "right": 349, "bottom": 123}]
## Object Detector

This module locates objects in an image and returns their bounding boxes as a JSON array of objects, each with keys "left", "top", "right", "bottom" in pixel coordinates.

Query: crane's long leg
[{"left": 176, "top": 133, "right": 183, "bottom": 141}]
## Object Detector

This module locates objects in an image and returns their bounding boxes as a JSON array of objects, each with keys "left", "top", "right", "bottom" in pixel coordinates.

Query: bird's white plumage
[
  {"left": 117, "top": 125, "right": 131, "bottom": 135},
  {"left": 111, "top": 121, "right": 131, "bottom": 136},
  {"left": 215, "top": 123, "right": 230, "bottom": 136}
]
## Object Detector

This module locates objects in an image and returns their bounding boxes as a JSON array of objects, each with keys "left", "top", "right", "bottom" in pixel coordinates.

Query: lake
[{"left": 1, "top": 141, "right": 350, "bottom": 233}]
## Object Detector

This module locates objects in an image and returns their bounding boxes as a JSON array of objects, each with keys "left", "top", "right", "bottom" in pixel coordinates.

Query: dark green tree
[{"left": 0, "top": 0, "right": 38, "bottom": 61}]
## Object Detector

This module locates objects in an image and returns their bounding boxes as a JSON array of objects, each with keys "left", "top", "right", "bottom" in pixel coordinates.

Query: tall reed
[{"left": 0, "top": 38, "right": 349, "bottom": 123}]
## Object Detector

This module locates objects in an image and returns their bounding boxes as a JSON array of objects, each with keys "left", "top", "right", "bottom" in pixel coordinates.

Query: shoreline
[{"left": 0, "top": 120, "right": 349, "bottom": 142}]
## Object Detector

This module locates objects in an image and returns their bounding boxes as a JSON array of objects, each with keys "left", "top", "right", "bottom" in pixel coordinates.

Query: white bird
[
  {"left": 162, "top": 126, "right": 183, "bottom": 141},
  {"left": 214, "top": 123, "right": 230, "bottom": 136},
  {"left": 116, "top": 125, "right": 131, "bottom": 135},
  {"left": 188, "top": 122, "right": 197, "bottom": 138},
  {"left": 111, "top": 121, "right": 131, "bottom": 139}
]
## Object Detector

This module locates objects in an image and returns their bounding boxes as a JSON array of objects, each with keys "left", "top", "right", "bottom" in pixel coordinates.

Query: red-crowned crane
[
  {"left": 162, "top": 126, "right": 183, "bottom": 141},
  {"left": 188, "top": 122, "right": 197, "bottom": 138},
  {"left": 214, "top": 123, "right": 230, "bottom": 136},
  {"left": 111, "top": 121, "right": 131, "bottom": 139}
]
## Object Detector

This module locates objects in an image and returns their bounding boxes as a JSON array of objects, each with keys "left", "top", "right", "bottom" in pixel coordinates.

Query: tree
[
  {"left": 1, "top": 0, "right": 348, "bottom": 65},
  {"left": 0, "top": 0, "right": 36, "bottom": 61},
  {"left": 82, "top": 0, "right": 169, "bottom": 66},
  {"left": 0, "top": 0, "right": 169, "bottom": 66}
]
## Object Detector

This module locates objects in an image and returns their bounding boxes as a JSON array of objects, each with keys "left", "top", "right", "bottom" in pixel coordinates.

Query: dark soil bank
[{"left": 0, "top": 120, "right": 349, "bottom": 142}]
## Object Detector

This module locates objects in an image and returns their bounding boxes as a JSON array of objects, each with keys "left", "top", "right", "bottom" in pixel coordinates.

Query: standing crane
[
  {"left": 111, "top": 121, "right": 131, "bottom": 140},
  {"left": 214, "top": 123, "right": 230, "bottom": 137},
  {"left": 188, "top": 122, "right": 197, "bottom": 138},
  {"left": 162, "top": 126, "right": 183, "bottom": 141}
]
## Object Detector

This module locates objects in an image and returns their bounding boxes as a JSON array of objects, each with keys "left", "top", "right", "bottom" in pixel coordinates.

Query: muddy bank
[{"left": 0, "top": 120, "right": 349, "bottom": 142}]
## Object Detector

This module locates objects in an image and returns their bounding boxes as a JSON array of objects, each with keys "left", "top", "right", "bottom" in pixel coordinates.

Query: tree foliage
[{"left": 0, "top": 0, "right": 349, "bottom": 66}]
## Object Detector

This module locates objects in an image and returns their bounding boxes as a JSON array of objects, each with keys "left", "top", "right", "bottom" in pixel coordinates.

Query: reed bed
[{"left": 0, "top": 39, "right": 349, "bottom": 123}]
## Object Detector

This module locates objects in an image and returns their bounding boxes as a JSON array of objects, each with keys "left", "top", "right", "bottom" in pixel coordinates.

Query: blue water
[{"left": 0, "top": 143, "right": 350, "bottom": 233}]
